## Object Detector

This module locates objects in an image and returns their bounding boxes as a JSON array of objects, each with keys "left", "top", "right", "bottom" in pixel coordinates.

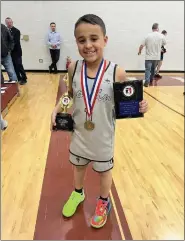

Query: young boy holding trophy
[{"left": 51, "top": 14, "right": 148, "bottom": 228}]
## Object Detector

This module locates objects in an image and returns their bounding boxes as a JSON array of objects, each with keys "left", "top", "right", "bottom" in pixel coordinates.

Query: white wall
[{"left": 1, "top": 1, "right": 184, "bottom": 71}]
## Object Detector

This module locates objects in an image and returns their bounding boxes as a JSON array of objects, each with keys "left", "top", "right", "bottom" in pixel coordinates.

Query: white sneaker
[{"left": 2, "top": 120, "right": 8, "bottom": 130}]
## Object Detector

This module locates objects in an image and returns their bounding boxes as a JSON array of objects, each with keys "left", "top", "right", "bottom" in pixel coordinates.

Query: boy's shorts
[{"left": 69, "top": 152, "right": 114, "bottom": 173}]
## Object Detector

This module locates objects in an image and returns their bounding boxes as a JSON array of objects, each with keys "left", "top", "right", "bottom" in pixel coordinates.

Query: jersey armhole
[
  {"left": 113, "top": 64, "right": 118, "bottom": 82},
  {"left": 72, "top": 60, "right": 79, "bottom": 83}
]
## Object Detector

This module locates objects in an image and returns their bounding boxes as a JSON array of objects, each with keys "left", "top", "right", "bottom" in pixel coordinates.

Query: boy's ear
[{"left": 104, "top": 35, "right": 108, "bottom": 45}]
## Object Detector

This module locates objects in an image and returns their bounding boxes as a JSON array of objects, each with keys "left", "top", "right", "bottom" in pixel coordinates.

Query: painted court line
[
  {"left": 33, "top": 75, "right": 133, "bottom": 240},
  {"left": 127, "top": 77, "right": 145, "bottom": 83},
  {"left": 144, "top": 90, "right": 184, "bottom": 117},
  {"left": 171, "top": 77, "right": 184, "bottom": 83},
  {"left": 127, "top": 77, "right": 137, "bottom": 81},
  {"left": 110, "top": 191, "right": 125, "bottom": 240}
]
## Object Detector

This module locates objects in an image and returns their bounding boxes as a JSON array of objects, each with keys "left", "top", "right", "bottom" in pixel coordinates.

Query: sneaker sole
[{"left": 91, "top": 216, "right": 108, "bottom": 229}]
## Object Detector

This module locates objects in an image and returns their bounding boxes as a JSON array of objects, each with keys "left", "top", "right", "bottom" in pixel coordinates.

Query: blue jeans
[
  {"left": 1, "top": 53, "right": 17, "bottom": 81},
  {"left": 145, "top": 60, "right": 159, "bottom": 84}
]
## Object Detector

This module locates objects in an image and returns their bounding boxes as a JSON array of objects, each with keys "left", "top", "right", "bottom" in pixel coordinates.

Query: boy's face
[
  {"left": 162, "top": 32, "right": 167, "bottom": 36},
  {"left": 75, "top": 23, "right": 108, "bottom": 63}
]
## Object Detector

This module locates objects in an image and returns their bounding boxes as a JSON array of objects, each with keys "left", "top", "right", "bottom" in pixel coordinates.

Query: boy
[
  {"left": 51, "top": 14, "right": 148, "bottom": 228},
  {"left": 155, "top": 30, "right": 167, "bottom": 78}
]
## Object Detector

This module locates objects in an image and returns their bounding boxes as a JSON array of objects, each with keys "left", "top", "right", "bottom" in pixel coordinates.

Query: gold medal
[
  {"left": 84, "top": 120, "right": 95, "bottom": 131},
  {"left": 81, "top": 59, "right": 106, "bottom": 132}
]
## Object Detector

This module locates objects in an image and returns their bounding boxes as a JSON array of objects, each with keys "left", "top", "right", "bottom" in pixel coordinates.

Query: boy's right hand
[{"left": 51, "top": 111, "right": 57, "bottom": 131}]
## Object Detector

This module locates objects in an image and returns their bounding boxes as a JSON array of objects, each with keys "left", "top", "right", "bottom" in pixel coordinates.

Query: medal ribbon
[{"left": 81, "top": 59, "right": 106, "bottom": 117}]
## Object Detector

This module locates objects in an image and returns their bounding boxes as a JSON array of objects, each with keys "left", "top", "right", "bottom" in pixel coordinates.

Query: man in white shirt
[
  {"left": 47, "top": 22, "right": 61, "bottom": 74},
  {"left": 138, "top": 23, "right": 166, "bottom": 87}
]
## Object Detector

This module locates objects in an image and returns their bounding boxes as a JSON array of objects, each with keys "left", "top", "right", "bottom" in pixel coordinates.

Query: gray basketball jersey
[{"left": 69, "top": 60, "right": 117, "bottom": 162}]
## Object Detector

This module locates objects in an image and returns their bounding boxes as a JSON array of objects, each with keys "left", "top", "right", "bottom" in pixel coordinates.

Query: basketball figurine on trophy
[
  {"left": 63, "top": 73, "right": 69, "bottom": 88},
  {"left": 113, "top": 80, "right": 144, "bottom": 119},
  {"left": 53, "top": 73, "right": 74, "bottom": 131}
]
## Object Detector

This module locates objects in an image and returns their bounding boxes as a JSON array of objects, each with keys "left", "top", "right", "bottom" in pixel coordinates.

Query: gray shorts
[{"left": 69, "top": 152, "right": 114, "bottom": 173}]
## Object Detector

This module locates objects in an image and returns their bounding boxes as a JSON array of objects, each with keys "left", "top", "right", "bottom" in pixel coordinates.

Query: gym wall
[{"left": 1, "top": 1, "right": 184, "bottom": 71}]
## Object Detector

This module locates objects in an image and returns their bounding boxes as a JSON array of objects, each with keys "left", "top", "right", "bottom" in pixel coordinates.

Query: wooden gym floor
[{"left": 1, "top": 72, "right": 184, "bottom": 240}]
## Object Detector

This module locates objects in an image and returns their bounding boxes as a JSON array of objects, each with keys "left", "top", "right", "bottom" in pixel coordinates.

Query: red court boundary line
[
  {"left": 111, "top": 181, "right": 133, "bottom": 240},
  {"left": 59, "top": 74, "right": 133, "bottom": 240},
  {"left": 33, "top": 75, "right": 133, "bottom": 240}
]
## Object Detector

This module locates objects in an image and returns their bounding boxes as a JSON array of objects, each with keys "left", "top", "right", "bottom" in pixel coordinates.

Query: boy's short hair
[
  {"left": 161, "top": 30, "right": 167, "bottom": 35},
  {"left": 50, "top": 22, "right": 56, "bottom": 26},
  {"left": 152, "top": 23, "right": 159, "bottom": 30},
  {"left": 74, "top": 14, "right": 106, "bottom": 36}
]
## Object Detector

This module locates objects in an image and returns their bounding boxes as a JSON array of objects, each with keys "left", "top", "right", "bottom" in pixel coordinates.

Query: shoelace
[
  {"left": 70, "top": 192, "right": 82, "bottom": 204},
  {"left": 95, "top": 199, "right": 108, "bottom": 216}
]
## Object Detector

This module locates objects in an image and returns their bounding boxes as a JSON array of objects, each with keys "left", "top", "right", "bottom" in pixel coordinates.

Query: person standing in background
[
  {"left": 154, "top": 30, "right": 167, "bottom": 78},
  {"left": 48, "top": 22, "right": 61, "bottom": 74},
  {"left": 1, "top": 115, "right": 8, "bottom": 131},
  {"left": 1, "top": 23, "right": 17, "bottom": 83},
  {"left": 5, "top": 17, "right": 27, "bottom": 85},
  {"left": 138, "top": 23, "right": 166, "bottom": 87}
]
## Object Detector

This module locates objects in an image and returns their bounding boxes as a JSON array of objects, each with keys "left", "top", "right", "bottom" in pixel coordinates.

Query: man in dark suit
[{"left": 5, "top": 17, "right": 27, "bottom": 85}]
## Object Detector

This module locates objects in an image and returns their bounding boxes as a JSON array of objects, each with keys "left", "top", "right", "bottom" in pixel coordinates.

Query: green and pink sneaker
[
  {"left": 90, "top": 198, "right": 112, "bottom": 228},
  {"left": 62, "top": 190, "right": 85, "bottom": 217}
]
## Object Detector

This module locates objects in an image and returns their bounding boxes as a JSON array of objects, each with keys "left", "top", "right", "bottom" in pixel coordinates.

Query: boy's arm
[
  {"left": 51, "top": 61, "right": 76, "bottom": 128},
  {"left": 162, "top": 36, "right": 167, "bottom": 46},
  {"left": 115, "top": 66, "right": 127, "bottom": 82},
  {"left": 53, "top": 61, "right": 75, "bottom": 113},
  {"left": 67, "top": 62, "right": 75, "bottom": 98}
]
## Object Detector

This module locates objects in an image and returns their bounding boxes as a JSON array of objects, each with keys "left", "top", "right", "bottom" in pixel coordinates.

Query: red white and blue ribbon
[{"left": 81, "top": 59, "right": 106, "bottom": 117}]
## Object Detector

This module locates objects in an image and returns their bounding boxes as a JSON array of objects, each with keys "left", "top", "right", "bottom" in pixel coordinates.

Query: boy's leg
[
  {"left": 74, "top": 164, "right": 86, "bottom": 190},
  {"left": 156, "top": 60, "right": 162, "bottom": 74},
  {"left": 90, "top": 160, "right": 113, "bottom": 228},
  {"left": 62, "top": 153, "right": 89, "bottom": 217},
  {"left": 100, "top": 169, "right": 112, "bottom": 198},
  {"left": 155, "top": 53, "right": 163, "bottom": 78},
  {"left": 151, "top": 60, "right": 159, "bottom": 83},
  {"left": 155, "top": 61, "right": 163, "bottom": 78}
]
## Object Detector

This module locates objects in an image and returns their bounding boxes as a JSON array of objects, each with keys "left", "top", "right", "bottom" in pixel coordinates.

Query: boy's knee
[{"left": 74, "top": 165, "right": 87, "bottom": 171}]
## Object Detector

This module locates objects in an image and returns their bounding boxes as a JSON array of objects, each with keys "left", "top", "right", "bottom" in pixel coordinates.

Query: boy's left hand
[{"left": 139, "top": 100, "right": 148, "bottom": 113}]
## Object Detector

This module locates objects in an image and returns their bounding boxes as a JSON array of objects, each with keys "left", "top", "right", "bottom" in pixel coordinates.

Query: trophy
[
  {"left": 63, "top": 73, "right": 69, "bottom": 88},
  {"left": 53, "top": 74, "right": 74, "bottom": 131},
  {"left": 113, "top": 80, "right": 144, "bottom": 119}
]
